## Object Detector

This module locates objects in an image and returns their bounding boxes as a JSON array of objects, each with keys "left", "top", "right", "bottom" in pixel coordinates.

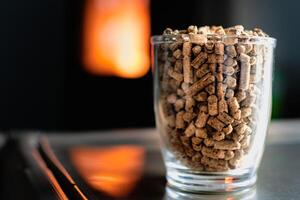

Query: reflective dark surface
[
  {"left": 45, "top": 127, "right": 300, "bottom": 200},
  {"left": 1, "top": 123, "right": 300, "bottom": 199}
]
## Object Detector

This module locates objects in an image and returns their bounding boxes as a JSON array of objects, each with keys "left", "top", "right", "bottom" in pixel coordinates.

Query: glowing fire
[
  {"left": 83, "top": 0, "right": 150, "bottom": 78},
  {"left": 69, "top": 146, "right": 145, "bottom": 198}
]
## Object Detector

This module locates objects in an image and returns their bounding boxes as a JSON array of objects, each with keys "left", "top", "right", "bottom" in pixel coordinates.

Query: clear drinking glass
[{"left": 151, "top": 33, "right": 276, "bottom": 192}]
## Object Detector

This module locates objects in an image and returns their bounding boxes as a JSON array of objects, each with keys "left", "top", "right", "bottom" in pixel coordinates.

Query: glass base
[
  {"left": 166, "top": 167, "right": 256, "bottom": 193},
  {"left": 165, "top": 185, "right": 257, "bottom": 200}
]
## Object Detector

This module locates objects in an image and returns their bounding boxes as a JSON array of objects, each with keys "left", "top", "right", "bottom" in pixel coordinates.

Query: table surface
[{"left": 44, "top": 119, "right": 300, "bottom": 200}]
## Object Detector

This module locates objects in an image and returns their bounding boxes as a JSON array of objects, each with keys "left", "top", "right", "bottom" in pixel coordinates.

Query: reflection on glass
[
  {"left": 164, "top": 186, "right": 257, "bottom": 200},
  {"left": 69, "top": 145, "right": 145, "bottom": 198}
]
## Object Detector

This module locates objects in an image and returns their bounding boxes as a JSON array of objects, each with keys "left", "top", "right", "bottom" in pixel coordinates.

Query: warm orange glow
[
  {"left": 39, "top": 138, "right": 88, "bottom": 200},
  {"left": 83, "top": 0, "right": 150, "bottom": 78},
  {"left": 225, "top": 176, "right": 234, "bottom": 184},
  {"left": 32, "top": 150, "right": 68, "bottom": 200},
  {"left": 70, "top": 146, "right": 145, "bottom": 198}
]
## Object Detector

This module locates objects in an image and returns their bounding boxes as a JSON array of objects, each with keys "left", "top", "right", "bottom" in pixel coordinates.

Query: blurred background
[
  {"left": 1, "top": 0, "right": 300, "bottom": 199},
  {"left": 0, "top": 0, "right": 298, "bottom": 131}
]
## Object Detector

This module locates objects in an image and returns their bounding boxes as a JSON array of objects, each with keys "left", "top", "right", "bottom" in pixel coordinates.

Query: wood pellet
[{"left": 157, "top": 25, "right": 270, "bottom": 171}]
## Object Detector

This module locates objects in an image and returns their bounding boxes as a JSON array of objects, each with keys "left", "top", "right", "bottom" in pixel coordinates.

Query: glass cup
[{"left": 151, "top": 33, "right": 276, "bottom": 193}]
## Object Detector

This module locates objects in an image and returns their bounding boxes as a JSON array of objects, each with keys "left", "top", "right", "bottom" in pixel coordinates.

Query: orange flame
[
  {"left": 83, "top": 0, "right": 150, "bottom": 78},
  {"left": 69, "top": 146, "right": 145, "bottom": 198}
]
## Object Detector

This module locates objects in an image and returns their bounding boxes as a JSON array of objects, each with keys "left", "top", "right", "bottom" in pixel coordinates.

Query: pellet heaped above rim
[
  {"left": 151, "top": 25, "right": 276, "bottom": 47},
  {"left": 151, "top": 34, "right": 276, "bottom": 47}
]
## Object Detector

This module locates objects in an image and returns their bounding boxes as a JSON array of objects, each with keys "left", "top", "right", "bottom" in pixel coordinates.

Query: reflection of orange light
[
  {"left": 70, "top": 146, "right": 145, "bottom": 198},
  {"left": 83, "top": 0, "right": 150, "bottom": 78},
  {"left": 225, "top": 176, "right": 235, "bottom": 192},
  {"left": 32, "top": 150, "right": 68, "bottom": 200},
  {"left": 225, "top": 176, "right": 234, "bottom": 184}
]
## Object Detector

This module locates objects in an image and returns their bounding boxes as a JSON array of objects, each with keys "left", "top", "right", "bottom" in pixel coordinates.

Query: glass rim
[{"left": 151, "top": 34, "right": 276, "bottom": 47}]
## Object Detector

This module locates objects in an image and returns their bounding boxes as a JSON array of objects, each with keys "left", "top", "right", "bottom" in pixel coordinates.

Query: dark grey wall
[
  {"left": 230, "top": 0, "right": 300, "bottom": 117},
  {"left": 0, "top": 0, "right": 66, "bottom": 130}
]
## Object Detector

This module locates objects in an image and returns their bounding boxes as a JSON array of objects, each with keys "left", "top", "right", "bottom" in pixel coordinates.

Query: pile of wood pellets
[{"left": 156, "top": 25, "right": 270, "bottom": 171}]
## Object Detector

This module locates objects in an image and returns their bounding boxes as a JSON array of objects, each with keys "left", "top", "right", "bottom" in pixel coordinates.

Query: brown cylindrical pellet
[
  {"left": 226, "top": 45, "right": 237, "bottom": 58},
  {"left": 184, "top": 122, "right": 196, "bottom": 137},
  {"left": 192, "top": 45, "right": 202, "bottom": 55},
  {"left": 208, "top": 95, "right": 218, "bottom": 116},
  {"left": 213, "top": 132, "right": 226, "bottom": 141},
  {"left": 204, "top": 138, "right": 215, "bottom": 147},
  {"left": 195, "top": 64, "right": 210, "bottom": 78},
  {"left": 223, "top": 124, "right": 233, "bottom": 135},
  {"left": 241, "top": 107, "right": 252, "bottom": 118},
  {"left": 174, "top": 60, "right": 183, "bottom": 73},
  {"left": 191, "top": 52, "right": 208, "bottom": 68},
  {"left": 224, "top": 76, "right": 237, "bottom": 88},
  {"left": 195, "top": 128, "right": 208, "bottom": 138},
  {"left": 174, "top": 99, "right": 185, "bottom": 111},
  {"left": 215, "top": 43, "right": 224, "bottom": 55},
  {"left": 183, "top": 56, "right": 193, "bottom": 83},
  {"left": 207, "top": 117, "right": 225, "bottom": 131},
  {"left": 175, "top": 111, "right": 185, "bottom": 129},
  {"left": 217, "top": 112, "right": 234, "bottom": 125},
  {"left": 225, "top": 150, "right": 235, "bottom": 160},
  {"left": 214, "top": 140, "right": 241, "bottom": 150},
  {"left": 236, "top": 91, "right": 247, "bottom": 102},
  {"left": 185, "top": 96, "right": 195, "bottom": 112},
  {"left": 183, "top": 112, "right": 195, "bottom": 123},
  {"left": 227, "top": 97, "right": 240, "bottom": 113},
  {"left": 224, "top": 57, "right": 237, "bottom": 67},
  {"left": 218, "top": 99, "right": 228, "bottom": 113},
  {"left": 182, "top": 42, "right": 192, "bottom": 56},
  {"left": 205, "top": 84, "right": 215, "bottom": 95},
  {"left": 217, "top": 83, "right": 225, "bottom": 99},
  {"left": 192, "top": 137, "right": 202, "bottom": 144},
  {"left": 239, "top": 62, "right": 251, "bottom": 90},
  {"left": 186, "top": 73, "right": 215, "bottom": 95},
  {"left": 202, "top": 146, "right": 226, "bottom": 159},
  {"left": 173, "top": 49, "right": 182, "bottom": 59},
  {"left": 194, "top": 91, "right": 208, "bottom": 101},
  {"left": 195, "top": 112, "right": 209, "bottom": 128},
  {"left": 226, "top": 89, "right": 235, "bottom": 99}
]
